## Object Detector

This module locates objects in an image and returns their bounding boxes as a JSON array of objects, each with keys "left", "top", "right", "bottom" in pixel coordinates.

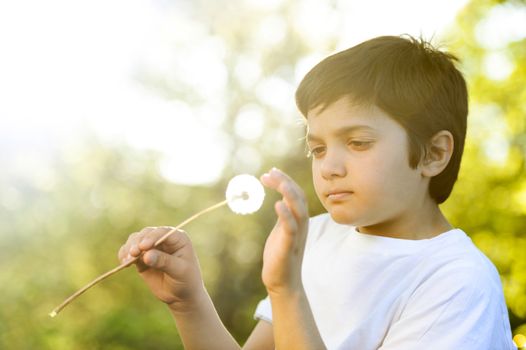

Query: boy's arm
[
  {"left": 268, "top": 289, "right": 325, "bottom": 350},
  {"left": 260, "top": 168, "right": 327, "bottom": 350},
  {"left": 168, "top": 289, "right": 241, "bottom": 350},
  {"left": 172, "top": 301, "right": 276, "bottom": 350},
  {"left": 243, "top": 320, "right": 274, "bottom": 350}
]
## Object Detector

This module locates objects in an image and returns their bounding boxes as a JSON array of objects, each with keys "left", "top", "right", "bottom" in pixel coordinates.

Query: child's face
[{"left": 306, "top": 97, "right": 429, "bottom": 234}]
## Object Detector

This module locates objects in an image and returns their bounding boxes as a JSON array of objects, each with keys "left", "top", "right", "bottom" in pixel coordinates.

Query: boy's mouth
[{"left": 325, "top": 191, "right": 353, "bottom": 201}]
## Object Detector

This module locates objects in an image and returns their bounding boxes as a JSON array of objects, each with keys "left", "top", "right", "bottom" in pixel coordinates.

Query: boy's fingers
[
  {"left": 118, "top": 244, "right": 133, "bottom": 262},
  {"left": 118, "top": 245, "right": 125, "bottom": 262},
  {"left": 135, "top": 256, "right": 149, "bottom": 273},
  {"left": 139, "top": 226, "right": 158, "bottom": 235},
  {"left": 125, "top": 227, "right": 157, "bottom": 257},
  {"left": 261, "top": 168, "right": 308, "bottom": 221},
  {"left": 260, "top": 168, "right": 291, "bottom": 189},
  {"left": 278, "top": 180, "right": 307, "bottom": 211},
  {"left": 142, "top": 249, "right": 184, "bottom": 277},
  {"left": 118, "top": 231, "right": 140, "bottom": 262},
  {"left": 118, "top": 227, "right": 186, "bottom": 264},
  {"left": 275, "top": 200, "right": 298, "bottom": 236},
  {"left": 138, "top": 227, "right": 188, "bottom": 254}
]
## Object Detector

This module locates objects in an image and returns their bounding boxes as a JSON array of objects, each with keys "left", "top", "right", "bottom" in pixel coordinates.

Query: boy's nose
[{"left": 320, "top": 150, "right": 347, "bottom": 179}]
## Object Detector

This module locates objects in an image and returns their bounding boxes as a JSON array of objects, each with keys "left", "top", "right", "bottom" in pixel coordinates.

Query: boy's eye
[
  {"left": 306, "top": 140, "right": 373, "bottom": 158},
  {"left": 348, "top": 140, "right": 373, "bottom": 150},
  {"left": 307, "top": 146, "right": 326, "bottom": 158}
]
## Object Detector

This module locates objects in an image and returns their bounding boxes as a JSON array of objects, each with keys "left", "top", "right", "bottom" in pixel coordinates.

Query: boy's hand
[
  {"left": 260, "top": 168, "right": 309, "bottom": 295},
  {"left": 118, "top": 227, "right": 206, "bottom": 312}
]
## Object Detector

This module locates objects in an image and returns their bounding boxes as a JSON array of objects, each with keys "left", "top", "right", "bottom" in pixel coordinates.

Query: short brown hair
[{"left": 296, "top": 35, "right": 468, "bottom": 204}]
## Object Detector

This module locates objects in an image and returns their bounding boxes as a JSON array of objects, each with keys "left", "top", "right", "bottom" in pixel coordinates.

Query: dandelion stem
[{"left": 49, "top": 198, "right": 230, "bottom": 318}]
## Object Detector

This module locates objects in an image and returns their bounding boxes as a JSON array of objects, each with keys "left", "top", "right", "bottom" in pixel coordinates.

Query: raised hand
[{"left": 260, "top": 168, "right": 309, "bottom": 295}]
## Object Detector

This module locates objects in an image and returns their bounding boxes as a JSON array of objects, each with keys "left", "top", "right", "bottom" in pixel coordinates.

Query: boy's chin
[{"left": 328, "top": 210, "right": 358, "bottom": 226}]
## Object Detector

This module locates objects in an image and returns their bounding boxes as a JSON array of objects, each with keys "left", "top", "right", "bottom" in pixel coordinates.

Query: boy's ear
[{"left": 421, "top": 130, "right": 454, "bottom": 177}]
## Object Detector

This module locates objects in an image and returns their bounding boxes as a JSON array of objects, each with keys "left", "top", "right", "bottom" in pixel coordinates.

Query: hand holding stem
[{"left": 49, "top": 174, "right": 265, "bottom": 317}]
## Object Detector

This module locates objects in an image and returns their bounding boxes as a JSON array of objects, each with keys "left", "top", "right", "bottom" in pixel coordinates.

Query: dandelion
[
  {"left": 49, "top": 174, "right": 265, "bottom": 317},
  {"left": 226, "top": 174, "right": 265, "bottom": 214}
]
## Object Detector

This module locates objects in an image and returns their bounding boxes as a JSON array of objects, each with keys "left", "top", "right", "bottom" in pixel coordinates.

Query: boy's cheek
[{"left": 311, "top": 175, "right": 325, "bottom": 201}]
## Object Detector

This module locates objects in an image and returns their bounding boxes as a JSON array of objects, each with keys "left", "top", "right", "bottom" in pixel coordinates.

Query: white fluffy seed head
[{"left": 226, "top": 174, "right": 265, "bottom": 215}]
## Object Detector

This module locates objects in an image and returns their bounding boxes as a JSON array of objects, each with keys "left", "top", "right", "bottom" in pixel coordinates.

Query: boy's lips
[{"left": 325, "top": 190, "right": 353, "bottom": 200}]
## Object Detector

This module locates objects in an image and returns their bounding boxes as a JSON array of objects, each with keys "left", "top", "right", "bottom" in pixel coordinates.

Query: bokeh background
[{"left": 1, "top": 0, "right": 525, "bottom": 348}]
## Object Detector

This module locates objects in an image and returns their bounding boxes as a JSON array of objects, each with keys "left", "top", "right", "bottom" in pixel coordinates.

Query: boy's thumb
[
  {"left": 143, "top": 250, "right": 175, "bottom": 274},
  {"left": 144, "top": 251, "right": 158, "bottom": 266}
]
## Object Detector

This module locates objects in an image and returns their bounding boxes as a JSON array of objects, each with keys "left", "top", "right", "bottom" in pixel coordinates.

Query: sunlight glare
[
  {"left": 233, "top": 146, "right": 262, "bottom": 174},
  {"left": 0, "top": 0, "right": 477, "bottom": 186},
  {"left": 234, "top": 54, "right": 263, "bottom": 89},
  {"left": 475, "top": 4, "right": 526, "bottom": 50},
  {"left": 483, "top": 51, "right": 514, "bottom": 81},
  {"left": 255, "top": 15, "right": 287, "bottom": 46},
  {"left": 256, "top": 76, "right": 294, "bottom": 111},
  {"left": 234, "top": 104, "right": 266, "bottom": 141}
]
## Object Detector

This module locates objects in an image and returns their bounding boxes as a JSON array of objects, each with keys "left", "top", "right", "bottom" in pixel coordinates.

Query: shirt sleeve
[
  {"left": 254, "top": 295, "right": 272, "bottom": 323},
  {"left": 378, "top": 265, "right": 516, "bottom": 350}
]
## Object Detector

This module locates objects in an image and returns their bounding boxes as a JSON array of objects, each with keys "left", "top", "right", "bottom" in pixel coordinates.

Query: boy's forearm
[
  {"left": 169, "top": 288, "right": 241, "bottom": 350},
  {"left": 269, "top": 288, "right": 326, "bottom": 350}
]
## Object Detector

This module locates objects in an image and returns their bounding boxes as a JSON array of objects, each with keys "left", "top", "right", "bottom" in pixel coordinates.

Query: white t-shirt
[{"left": 254, "top": 213, "right": 515, "bottom": 349}]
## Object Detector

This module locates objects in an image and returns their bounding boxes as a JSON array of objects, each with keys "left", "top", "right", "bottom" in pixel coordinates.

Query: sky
[{"left": 0, "top": 0, "right": 487, "bottom": 185}]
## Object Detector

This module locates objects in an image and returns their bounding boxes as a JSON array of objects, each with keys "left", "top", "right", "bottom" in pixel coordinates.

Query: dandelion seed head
[{"left": 226, "top": 174, "right": 265, "bottom": 215}]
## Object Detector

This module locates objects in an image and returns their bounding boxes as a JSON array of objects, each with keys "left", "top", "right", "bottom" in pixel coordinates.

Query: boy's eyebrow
[{"left": 307, "top": 125, "right": 376, "bottom": 142}]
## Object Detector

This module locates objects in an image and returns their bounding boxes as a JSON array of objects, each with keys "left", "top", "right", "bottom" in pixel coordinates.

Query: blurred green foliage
[
  {"left": 443, "top": 0, "right": 526, "bottom": 335},
  {"left": 1, "top": 0, "right": 525, "bottom": 348}
]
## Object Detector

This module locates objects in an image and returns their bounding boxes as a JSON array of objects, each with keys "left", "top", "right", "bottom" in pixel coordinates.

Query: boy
[{"left": 118, "top": 35, "right": 515, "bottom": 349}]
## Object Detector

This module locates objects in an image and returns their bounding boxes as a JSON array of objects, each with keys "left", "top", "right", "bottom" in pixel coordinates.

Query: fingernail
[
  {"left": 139, "top": 238, "right": 151, "bottom": 249},
  {"left": 147, "top": 252, "right": 158, "bottom": 266}
]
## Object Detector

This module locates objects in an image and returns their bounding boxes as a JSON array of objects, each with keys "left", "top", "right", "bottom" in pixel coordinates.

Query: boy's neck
[{"left": 357, "top": 202, "right": 453, "bottom": 240}]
